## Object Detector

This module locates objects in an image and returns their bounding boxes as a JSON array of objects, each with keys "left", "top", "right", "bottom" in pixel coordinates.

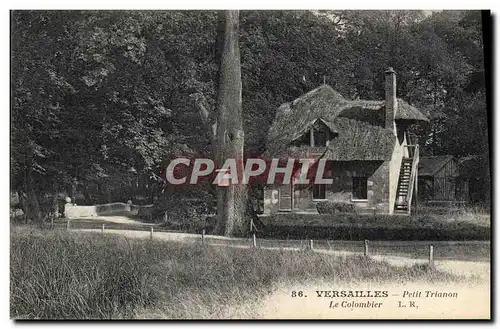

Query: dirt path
[
  {"left": 72, "top": 228, "right": 490, "bottom": 281},
  {"left": 370, "top": 254, "right": 490, "bottom": 281},
  {"left": 74, "top": 216, "right": 157, "bottom": 226}
]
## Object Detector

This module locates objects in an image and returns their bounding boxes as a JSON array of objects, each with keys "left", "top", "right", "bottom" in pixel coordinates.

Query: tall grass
[{"left": 11, "top": 227, "right": 464, "bottom": 319}]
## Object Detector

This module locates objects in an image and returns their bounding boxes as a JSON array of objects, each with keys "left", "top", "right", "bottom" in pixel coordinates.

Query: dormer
[{"left": 291, "top": 118, "right": 337, "bottom": 147}]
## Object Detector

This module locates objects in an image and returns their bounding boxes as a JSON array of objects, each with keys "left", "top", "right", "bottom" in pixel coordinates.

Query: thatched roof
[
  {"left": 418, "top": 155, "right": 455, "bottom": 176},
  {"left": 265, "top": 85, "right": 428, "bottom": 161},
  {"left": 394, "top": 99, "right": 429, "bottom": 122}
]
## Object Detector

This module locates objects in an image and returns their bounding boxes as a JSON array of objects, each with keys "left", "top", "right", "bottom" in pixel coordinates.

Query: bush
[
  {"left": 10, "top": 208, "right": 24, "bottom": 223},
  {"left": 95, "top": 202, "right": 130, "bottom": 216},
  {"left": 316, "top": 201, "right": 355, "bottom": 214},
  {"left": 161, "top": 198, "right": 216, "bottom": 232},
  {"left": 259, "top": 212, "right": 491, "bottom": 240}
]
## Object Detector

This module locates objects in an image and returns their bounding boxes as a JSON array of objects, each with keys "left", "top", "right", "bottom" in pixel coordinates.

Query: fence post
[
  {"left": 66, "top": 220, "right": 70, "bottom": 230},
  {"left": 150, "top": 226, "right": 154, "bottom": 239},
  {"left": 202, "top": 229, "right": 205, "bottom": 245},
  {"left": 429, "top": 245, "right": 434, "bottom": 267},
  {"left": 101, "top": 223, "right": 105, "bottom": 234},
  {"left": 252, "top": 233, "right": 257, "bottom": 248},
  {"left": 364, "top": 239, "right": 369, "bottom": 257},
  {"left": 309, "top": 239, "right": 314, "bottom": 251}
]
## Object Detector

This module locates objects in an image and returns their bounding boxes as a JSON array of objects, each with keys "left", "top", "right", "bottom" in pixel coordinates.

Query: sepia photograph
[{"left": 9, "top": 8, "right": 491, "bottom": 320}]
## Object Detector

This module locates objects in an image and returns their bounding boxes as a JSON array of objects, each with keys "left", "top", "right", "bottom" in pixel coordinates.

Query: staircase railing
[
  {"left": 404, "top": 144, "right": 419, "bottom": 214},
  {"left": 405, "top": 133, "right": 419, "bottom": 158}
]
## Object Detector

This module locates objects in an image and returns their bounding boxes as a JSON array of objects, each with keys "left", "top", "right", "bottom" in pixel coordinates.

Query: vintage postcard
[{"left": 9, "top": 9, "right": 491, "bottom": 320}]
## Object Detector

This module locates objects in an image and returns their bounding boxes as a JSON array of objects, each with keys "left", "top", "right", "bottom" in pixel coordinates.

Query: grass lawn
[{"left": 10, "top": 227, "right": 479, "bottom": 319}]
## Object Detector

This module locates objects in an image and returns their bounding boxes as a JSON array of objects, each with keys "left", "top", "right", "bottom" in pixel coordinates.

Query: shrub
[
  {"left": 10, "top": 208, "right": 24, "bottom": 223},
  {"left": 316, "top": 201, "right": 355, "bottom": 214},
  {"left": 260, "top": 212, "right": 490, "bottom": 240},
  {"left": 95, "top": 202, "right": 130, "bottom": 216},
  {"left": 160, "top": 198, "right": 216, "bottom": 232}
]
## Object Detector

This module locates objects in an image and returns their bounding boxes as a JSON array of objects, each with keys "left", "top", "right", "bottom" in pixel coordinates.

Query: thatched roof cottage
[{"left": 262, "top": 68, "right": 429, "bottom": 215}]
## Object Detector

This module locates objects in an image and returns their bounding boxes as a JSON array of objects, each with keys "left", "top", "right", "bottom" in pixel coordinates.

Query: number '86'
[{"left": 291, "top": 291, "right": 304, "bottom": 297}]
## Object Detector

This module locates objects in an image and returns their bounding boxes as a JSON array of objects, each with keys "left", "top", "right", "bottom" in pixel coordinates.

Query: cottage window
[
  {"left": 314, "top": 129, "right": 329, "bottom": 147},
  {"left": 313, "top": 184, "right": 326, "bottom": 200},
  {"left": 352, "top": 177, "right": 368, "bottom": 200}
]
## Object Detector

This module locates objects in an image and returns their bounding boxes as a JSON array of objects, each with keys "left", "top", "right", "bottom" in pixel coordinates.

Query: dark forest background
[{"left": 10, "top": 10, "right": 490, "bottom": 222}]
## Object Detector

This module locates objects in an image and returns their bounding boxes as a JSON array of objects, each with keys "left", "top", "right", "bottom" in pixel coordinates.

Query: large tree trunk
[
  {"left": 23, "top": 147, "right": 42, "bottom": 224},
  {"left": 213, "top": 10, "right": 247, "bottom": 237}
]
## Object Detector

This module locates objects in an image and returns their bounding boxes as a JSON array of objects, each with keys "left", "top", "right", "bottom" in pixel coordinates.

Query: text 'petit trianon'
[{"left": 165, "top": 158, "right": 333, "bottom": 185}]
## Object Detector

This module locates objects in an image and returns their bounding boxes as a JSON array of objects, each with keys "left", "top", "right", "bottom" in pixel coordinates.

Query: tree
[
  {"left": 11, "top": 10, "right": 490, "bottom": 224},
  {"left": 193, "top": 11, "right": 246, "bottom": 236}
]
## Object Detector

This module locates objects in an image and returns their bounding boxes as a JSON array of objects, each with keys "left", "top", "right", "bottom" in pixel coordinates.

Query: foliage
[
  {"left": 161, "top": 197, "right": 216, "bottom": 231},
  {"left": 316, "top": 201, "right": 356, "bottom": 214},
  {"left": 261, "top": 212, "right": 490, "bottom": 240},
  {"left": 10, "top": 10, "right": 490, "bottom": 223}
]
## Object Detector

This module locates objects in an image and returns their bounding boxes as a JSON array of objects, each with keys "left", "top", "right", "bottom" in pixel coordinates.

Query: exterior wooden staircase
[
  {"left": 395, "top": 158, "right": 412, "bottom": 212},
  {"left": 395, "top": 144, "right": 420, "bottom": 214}
]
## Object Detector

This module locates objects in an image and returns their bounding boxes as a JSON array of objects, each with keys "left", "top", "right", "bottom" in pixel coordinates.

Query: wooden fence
[{"left": 50, "top": 219, "right": 491, "bottom": 266}]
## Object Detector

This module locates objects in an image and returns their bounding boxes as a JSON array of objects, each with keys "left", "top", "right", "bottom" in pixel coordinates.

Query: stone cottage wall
[{"left": 262, "top": 160, "right": 392, "bottom": 215}]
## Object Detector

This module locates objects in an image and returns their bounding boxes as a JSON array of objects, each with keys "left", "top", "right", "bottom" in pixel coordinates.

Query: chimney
[{"left": 384, "top": 67, "right": 397, "bottom": 131}]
